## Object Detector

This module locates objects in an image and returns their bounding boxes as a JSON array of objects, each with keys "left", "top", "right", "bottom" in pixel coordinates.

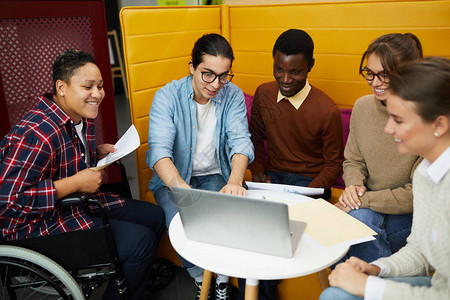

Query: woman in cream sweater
[
  {"left": 336, "top": 33, "right": 423, "bottom": 263},
  {"left": 321, "top": 57, "right": 450, "bottom": 299}
]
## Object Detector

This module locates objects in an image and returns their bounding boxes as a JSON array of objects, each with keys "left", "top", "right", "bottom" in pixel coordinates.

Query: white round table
[{"left": 169, "top": 191, "right": 349, "bottom": 300}]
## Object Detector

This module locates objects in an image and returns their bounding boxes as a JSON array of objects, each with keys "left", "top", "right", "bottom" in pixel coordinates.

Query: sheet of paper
[
  {"left": 304, "top": 233, "right": 375, "bottom": 252},
  {"left": 288, "top": 199, "right": 377, "bottom": 248},
  {"left": 246, "top": 181, "right": 324, "bottom": 196},
  {"left": 246, "top": 189, "right": 312, "bottom": 206},
  {"left": 92, "top": 125, "right": 140, "bottom": 170}
]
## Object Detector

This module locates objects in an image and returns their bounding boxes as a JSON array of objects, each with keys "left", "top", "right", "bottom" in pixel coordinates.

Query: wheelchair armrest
[
  {"left": 56, "top": 195, "right": 110, "bottom": 226},
  {"left": 56, "top": 193, "right": 89, "bottom": 208}
]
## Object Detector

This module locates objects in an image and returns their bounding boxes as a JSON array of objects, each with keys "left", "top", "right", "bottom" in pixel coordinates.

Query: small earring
[
  {"left": 434, "top": 132, "right": 439, "bottom": 137},
  {"left": 60, "top": 93, "right": 64, "bottom": 96}
]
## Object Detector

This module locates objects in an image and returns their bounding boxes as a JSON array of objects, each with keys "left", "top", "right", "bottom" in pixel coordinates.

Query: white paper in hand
[{"left": 93, "top": 125, "right": 140, "bottom": 170}]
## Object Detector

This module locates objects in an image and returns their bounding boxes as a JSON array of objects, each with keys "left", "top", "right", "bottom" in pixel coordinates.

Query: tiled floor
[{"left": 146, "top": 266, "right": 198, "bottom": 300}]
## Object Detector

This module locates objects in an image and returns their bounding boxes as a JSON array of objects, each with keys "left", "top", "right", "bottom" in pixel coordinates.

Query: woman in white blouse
[{"left": 320, "top": 56, "right": 450, "bottom": 300}]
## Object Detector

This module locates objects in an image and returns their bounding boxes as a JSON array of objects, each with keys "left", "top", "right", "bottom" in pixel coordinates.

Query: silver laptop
[{"left": 172, "top": 187, "right": 306, "bottom": 258}]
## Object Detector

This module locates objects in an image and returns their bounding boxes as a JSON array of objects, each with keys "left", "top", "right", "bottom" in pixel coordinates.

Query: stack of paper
[
  {"left": 289, "top": 198, "right": 376, "bottom": 248},
  {"left": 246, "top": 190, "right": 376, "bottom": 249},
  {"left": 246, "top": 181, "right": 324, "bottom": 196}
]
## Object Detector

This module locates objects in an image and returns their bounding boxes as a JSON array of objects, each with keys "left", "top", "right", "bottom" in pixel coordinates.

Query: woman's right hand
[
  {"left": 339, "top": 185, "right": 367, "bottom": 211},
  {"left": 346, "top": 256, "right": 381, "bottom": 276},
  {"left": 73, "top": 168, "right": 104, "bottom": 194}
]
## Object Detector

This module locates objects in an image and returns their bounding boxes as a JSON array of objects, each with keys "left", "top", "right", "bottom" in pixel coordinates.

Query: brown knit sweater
[
  {"left": 343, "top": 95, "right": 420, "bottom": 214},
  {"left": 249, "top": 81, "right": 344, "bottom": 190}
]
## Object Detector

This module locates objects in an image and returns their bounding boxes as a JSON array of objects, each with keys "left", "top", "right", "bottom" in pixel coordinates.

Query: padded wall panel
[
  {"left": 136, "top": 144, "right": 150, "bottom": 171},
  {"left": 232, "top": 52, "right": 272, "bottom": 75},
  {"left": 121, "top": 6, "right": 221, "bottom": 36},
  {"left": 229, "top": 1, "right": 449, "bottom": 28},
  {"left": 232, "top": 28, "right": 450, "bottom": 58},
  {"left": 126, "top": 30, "right": 221, "bottom": 64},
  {"left": 231, "top": 74, "right": 272, "bottom": 97},
  {"left": 228, "top": 0, "right": 450, "bottom": 107},
  {"left": 311, "top": 28, "right": 450, "bottom": 57},
  {"left": 311, "top": 55, "right": 361, "bottom": 82},
  {"left": 234, "top": 53, "right": 364, "bottom": 82},
  {"left": 132, "top": 89, "right": 158, "bottom": 119},
  {"left": 128, "top": 58, "right": 190, "bottom": 92},
  {"left": 136, "top": 144, "right": 151, "bottom": 198},
  {"left": 310, "top": 80, "right": 371, "bottom": 109},
  {"left": 135, "top": 117, "right": 150, "bottom": 143}
]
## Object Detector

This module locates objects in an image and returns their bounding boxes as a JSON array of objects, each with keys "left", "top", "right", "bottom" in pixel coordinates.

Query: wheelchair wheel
[{"left": 0, "top": 245, "right": 85, "bottom": 299}]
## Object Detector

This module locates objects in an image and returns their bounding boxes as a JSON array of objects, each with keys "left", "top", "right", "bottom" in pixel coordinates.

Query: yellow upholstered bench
[{"left": 120, "top": 1, "right": 449, "bottom": 299}]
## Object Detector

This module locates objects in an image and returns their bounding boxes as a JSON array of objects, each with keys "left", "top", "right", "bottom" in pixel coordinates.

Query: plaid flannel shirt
[{"left": 0, "top": 95, "right": 125, "bottom": 240}]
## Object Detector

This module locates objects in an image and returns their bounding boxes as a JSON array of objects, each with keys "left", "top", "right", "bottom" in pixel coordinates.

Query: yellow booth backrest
[
  {"left": 229, "top": 1, "right": 449, "bottom": 108},
  {"left": 120, "top": 0, "right": 450, "bottom": 202}
]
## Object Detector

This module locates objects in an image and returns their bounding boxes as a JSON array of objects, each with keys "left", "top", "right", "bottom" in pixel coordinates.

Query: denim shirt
[{"left": 147, "top": 75, "right": 254, "bottom": 192}]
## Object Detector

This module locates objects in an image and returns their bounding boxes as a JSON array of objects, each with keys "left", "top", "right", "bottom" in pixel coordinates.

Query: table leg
[
  {"left": 317, "top": 269, "right": 330, "bottom": 290},
  {"left": 200, "top": 270, "right": 213, "bottom": 300},
  {"left": 245, "top": 279, "right": 259, "bottom": 300}
]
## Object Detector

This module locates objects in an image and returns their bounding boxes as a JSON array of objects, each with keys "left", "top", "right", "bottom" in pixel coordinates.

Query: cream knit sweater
[
  {"left": 375, "top": 166, "right": 450, "bottom": 299},
  {"left": 343, "top": 95, "right": 420, "bottom": 214}
]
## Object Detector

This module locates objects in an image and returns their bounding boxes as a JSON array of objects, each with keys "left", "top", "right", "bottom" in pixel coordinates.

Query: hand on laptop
[{"left": 220, "top": 183, "right": 246, "bottom": 196}]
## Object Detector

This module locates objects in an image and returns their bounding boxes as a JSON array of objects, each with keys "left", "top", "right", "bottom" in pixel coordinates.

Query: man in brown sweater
[
  {"left": 241, "top": 29, "right": 344, "bottom": 300},
  {"left": 249, "top": 29, "right": 344, "bottom": 200}
]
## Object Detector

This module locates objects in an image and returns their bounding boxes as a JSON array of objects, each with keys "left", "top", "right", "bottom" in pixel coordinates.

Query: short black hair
[
  {"left": 272, "top": 29, "right": 314, "bottom": 65},
  {"left": 52, "top": 49, "right": 97, "bottom": 94}
]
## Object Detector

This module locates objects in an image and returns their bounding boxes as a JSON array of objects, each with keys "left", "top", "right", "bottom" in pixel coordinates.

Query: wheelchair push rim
[{"left": 0, "top": 245, "right": 85, "bottom": 300}]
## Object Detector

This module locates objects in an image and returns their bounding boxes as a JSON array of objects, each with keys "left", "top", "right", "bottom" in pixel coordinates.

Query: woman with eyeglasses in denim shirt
[
  {"left": 146, "top": 33, "right": 254, "bottom": 300},
  {"left": 334, "top": 33, "right": 423, "bottom": 264}
]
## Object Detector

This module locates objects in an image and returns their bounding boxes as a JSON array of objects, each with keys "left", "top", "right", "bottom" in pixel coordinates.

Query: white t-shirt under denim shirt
[{"left": 192, "top": 99, "right": 220, "bottom": 176}]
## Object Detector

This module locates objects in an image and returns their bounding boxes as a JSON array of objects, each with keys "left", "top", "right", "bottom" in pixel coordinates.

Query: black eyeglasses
[
  {"left": 201, "top": 71, "right": 234, "bottom": 84},
  {"left": 360, "top": 67, "right": 390, "bottom": 83}
]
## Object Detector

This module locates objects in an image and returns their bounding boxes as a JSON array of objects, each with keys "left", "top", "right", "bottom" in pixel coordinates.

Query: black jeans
[{"left": 90, "top": 197, "right": 165, "bottom": 300}]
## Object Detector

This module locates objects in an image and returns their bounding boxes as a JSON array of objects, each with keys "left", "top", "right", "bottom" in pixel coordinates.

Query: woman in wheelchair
[{"left": 0, "top": 49, "right": 165, "bottom": 300}]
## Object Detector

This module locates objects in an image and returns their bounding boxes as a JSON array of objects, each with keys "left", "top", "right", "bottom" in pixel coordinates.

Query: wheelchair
[
  {"left": 0, "top": 161, "right": 175, "bottom": 299},
  {"left": 0, "top": 162, "right": 136, "bottom": 300},
  {"left": 0, "top": 194, "right": 127, "bottom": 300}
]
